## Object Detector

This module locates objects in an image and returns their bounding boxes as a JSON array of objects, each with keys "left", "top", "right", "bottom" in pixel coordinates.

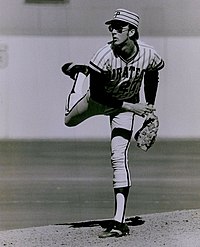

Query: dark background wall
[{"left": 0, "top": 0, "right": 199, "bottom": 36}]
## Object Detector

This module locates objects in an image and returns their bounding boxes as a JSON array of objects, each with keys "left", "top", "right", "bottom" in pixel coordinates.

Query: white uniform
[
  {"left": 64, "top": 8, "right": 165, "bottom": 231},
  {"left": 65, "top": 40, "right": 164, "bottom": 188}
]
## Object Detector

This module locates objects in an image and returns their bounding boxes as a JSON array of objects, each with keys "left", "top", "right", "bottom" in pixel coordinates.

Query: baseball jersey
[{"left": 89, "top": 41, "right": 164, "bottom": 103}]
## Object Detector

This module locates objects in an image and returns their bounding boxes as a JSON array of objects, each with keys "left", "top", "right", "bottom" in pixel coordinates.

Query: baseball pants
[{"left": 65, "top": 91, "right": 135, "bottom": 188}]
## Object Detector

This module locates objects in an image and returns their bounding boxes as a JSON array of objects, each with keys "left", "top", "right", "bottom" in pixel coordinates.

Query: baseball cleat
[
  {"left": 61, "top": 62, "right": 74, "bottom": 78},
  {"left": 62, "top": 62, "right": 89, "bottom": 79},
  {"left": 98, "top": 220, "right": 130, "bottom": 238}
]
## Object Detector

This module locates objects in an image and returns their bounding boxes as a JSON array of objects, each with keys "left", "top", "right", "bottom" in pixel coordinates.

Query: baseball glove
[{"left": 134, "top": 112, "right": 159, "bottom": 151}]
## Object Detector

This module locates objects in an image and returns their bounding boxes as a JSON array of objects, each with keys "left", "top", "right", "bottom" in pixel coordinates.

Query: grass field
[{"left": 0, "top": 139, "right": 200, "bottom": 230}]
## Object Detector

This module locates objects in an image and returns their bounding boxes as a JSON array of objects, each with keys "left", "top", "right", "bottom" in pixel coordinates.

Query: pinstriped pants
[{"left": 65, "top": 91, "right": 134, "bottom": 188}]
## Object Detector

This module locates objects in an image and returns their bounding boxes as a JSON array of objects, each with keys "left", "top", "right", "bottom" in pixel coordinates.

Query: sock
[
  {"left": 72, "top": 72, "right": 87, "bottom": 94},
  {"left": 114, "top": 187, "right": 130, "bottom": 223},
  {"left": 66, "top": 72, "right": 87, "bottom": 112}
]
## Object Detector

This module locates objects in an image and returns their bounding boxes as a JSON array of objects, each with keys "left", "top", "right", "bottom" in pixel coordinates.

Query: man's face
[{"left": 108, "top": 21, "right": 130, "bottom": 46}]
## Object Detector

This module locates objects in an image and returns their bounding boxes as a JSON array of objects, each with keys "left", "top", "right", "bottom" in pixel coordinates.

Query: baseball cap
[{"left": 105, "top": 9, "right": 140, "bottom": 29}]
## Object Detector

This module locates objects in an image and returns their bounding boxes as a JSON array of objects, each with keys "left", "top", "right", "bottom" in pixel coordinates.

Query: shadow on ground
[{"left": 56, "top": 216, "right": 145, "bottom": 228}]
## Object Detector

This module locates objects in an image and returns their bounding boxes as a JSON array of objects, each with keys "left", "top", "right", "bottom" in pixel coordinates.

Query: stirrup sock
[
  {"left": 71, "top": 72, "right": 87, "bottom": 94},
  {"left": 114, "top": 187, "right": 130, "bottom": 223},
  {"left": 66, "top": 72, "right": 87, "bottom": 112}
]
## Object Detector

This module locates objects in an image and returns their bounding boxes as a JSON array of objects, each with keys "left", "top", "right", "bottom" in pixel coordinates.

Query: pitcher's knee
[
  {"left": 111, "top": 151, "right": 125, "bottom": 165},
  {"left": 64, "top": 115, "right": 76, "bottom": 127},
  {"left": 65, "top": 121, "right": 76, "bottom": 127},
  {"left": 65, "top": 121, "right": 73, "bottom": 127}
]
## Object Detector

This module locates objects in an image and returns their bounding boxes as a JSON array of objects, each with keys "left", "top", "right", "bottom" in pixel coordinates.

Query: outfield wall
[{"left": 0, "top": 35, "right": 199, "bottom": 139}]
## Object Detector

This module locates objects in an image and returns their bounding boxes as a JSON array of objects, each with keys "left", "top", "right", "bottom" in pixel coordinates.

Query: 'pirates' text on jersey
[{"left": 89, "top": 41, "right": 164, "bottom": 101}]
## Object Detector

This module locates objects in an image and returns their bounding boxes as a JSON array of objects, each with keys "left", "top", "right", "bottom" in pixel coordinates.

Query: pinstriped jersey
[{"left": 89, "top": 41, "right": 164, "bottom": 101}]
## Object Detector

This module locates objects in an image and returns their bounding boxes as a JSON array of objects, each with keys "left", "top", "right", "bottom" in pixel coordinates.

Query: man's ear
[{"left": 128, "top": 29, "right": 135, "bottom": 38}]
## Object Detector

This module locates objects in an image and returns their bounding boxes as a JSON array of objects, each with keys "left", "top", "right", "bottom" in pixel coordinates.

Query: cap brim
[
  {"left": 105, "top": 19, "right": 129, "bottom": 25},
  {"left": 105, "top": 20, "right": 113, "bottom": 25}
]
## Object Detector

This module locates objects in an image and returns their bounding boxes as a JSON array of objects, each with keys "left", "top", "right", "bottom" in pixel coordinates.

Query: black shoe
[
  {"left": 99, "top": 221, "right": 130, "bottom": 238},
  {"left": 61, "top": 62, "right": 89, "bottom": 79}
]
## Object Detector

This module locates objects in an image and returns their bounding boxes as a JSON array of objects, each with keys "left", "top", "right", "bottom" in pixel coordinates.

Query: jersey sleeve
[
  {"left": 147, "top": 49, "right": 164, "bottom": 72},
  {"left": 89, "top": 44, "right": 111, "bottom": 73}
]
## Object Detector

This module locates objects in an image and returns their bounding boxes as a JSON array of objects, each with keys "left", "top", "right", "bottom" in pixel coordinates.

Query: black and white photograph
[{"left": 0, "top": 0, "right": 200, "bottom": 246}]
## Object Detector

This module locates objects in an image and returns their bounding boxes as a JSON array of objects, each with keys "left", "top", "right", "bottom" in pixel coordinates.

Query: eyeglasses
[{"left": 108, "top": 25, "right": 129, "bottom": 33}]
